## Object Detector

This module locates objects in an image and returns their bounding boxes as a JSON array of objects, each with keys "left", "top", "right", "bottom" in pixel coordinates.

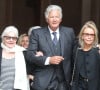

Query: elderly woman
[
  {"left": 71, "top": 21, "right": 100, "bottom": 90},
  {"left": 0, "top": 26, "right": 30, "bottom": 90}
]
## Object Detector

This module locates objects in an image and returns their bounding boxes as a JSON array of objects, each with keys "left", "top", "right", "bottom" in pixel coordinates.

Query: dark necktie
[{"left": 52, "top": 32, "right": 57, "bottom": 45}]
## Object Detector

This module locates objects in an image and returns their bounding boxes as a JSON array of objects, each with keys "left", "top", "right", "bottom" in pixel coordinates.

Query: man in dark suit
[{"left": 27, "top": 5, "right": 75, "bottom": 90}]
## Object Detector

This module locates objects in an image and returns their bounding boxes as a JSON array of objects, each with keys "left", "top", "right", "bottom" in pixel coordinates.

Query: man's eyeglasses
[
  {"left": 82, "top": 33, "right": 95, "bottom": 37},
  {"left": 4, "top": 36, "right": 18, "bottom": 41}
]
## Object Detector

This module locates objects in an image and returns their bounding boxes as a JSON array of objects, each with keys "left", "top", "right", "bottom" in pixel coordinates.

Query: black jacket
[{"left": 72, "top": 47, "right": 100, "bottom": 90}]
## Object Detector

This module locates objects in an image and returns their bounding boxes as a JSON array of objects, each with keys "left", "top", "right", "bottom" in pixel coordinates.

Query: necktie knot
[
  {"left": 52, "top": 32, "right": 57, "bottom": 36},
  {"left": 52, "top": 32, "right": 57, "bottom": 45}
]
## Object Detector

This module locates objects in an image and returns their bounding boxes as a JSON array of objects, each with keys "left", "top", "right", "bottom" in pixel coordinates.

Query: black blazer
[
  {"left": 0, "top": 47, "right": 2, "bottom": 76},
  {"left": 27, "top": 26, "right": 75, "bottom": 90},
  {"left": 72, "top": 48, "right": 100, "bottom": 90}
]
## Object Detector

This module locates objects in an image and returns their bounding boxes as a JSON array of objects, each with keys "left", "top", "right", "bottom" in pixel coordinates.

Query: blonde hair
[
  {"left": 17, "top": 33, "right": 28, "bottom": 46},
  {"left": 78, "top": 21, "right": 98, "bottom": 48}
]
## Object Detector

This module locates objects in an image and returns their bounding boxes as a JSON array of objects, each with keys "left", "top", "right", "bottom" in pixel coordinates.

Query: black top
[
  {"left": 72, "top": 47, "right": 100, "bottom": 90},
  {"left": 79, "top": 50, "right": 91, "bottom": 78}
]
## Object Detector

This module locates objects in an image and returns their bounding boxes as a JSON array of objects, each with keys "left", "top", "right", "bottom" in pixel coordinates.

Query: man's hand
[{"left": 49, "top": 56, "right": 64, "bottom": 65}]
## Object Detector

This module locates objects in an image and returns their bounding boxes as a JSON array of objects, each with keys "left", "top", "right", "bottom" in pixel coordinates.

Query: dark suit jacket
[
  {"left": 0, "top": 47, "right": 2, "bottom": 76},
  {"left": 23, "top": 50, "right": 35, "bottom": 75},
  {"left": 72, "top": 48, "right": 100, "bottom": 90},
  {"left": 0, "top": 38, "right": 1, "bottom": 48},
  {"left": 27, "top": 26, "right": 75, "bottom": 90}
]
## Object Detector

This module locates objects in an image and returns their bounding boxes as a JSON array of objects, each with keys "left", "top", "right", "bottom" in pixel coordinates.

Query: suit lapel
[
  {"left": 59, "top": 29, "right": 65, "bottom": 56},
  {"left": 44, "top": 27, "right": 67, "bottom": 56},
  {"left": 44, "top": 27, "right": 55, "bottom": 55}
]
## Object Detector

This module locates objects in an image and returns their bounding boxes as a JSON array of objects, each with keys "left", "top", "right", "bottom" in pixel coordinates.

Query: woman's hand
[{"left": 35, "top": 51, "right": 43, "bottom": 56}]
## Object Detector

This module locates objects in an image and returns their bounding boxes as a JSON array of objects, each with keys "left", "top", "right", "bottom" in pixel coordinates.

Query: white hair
[
  {"left": 1, "top": 26, "right": 19, "bottom": 39},
  {"left": 28, "top": 26, "right": 41, "bottom": 36},
  {"left": 44, "top": 5, "right": 63, "bottom": 19}
]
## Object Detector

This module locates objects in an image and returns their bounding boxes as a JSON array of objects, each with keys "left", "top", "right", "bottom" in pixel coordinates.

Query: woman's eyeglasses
[
  {"left": 82, "top": 33, "right": 95, "bottom": 37},
  {"left": 4, "top": 36, "right": 18, "bottom": 41}
]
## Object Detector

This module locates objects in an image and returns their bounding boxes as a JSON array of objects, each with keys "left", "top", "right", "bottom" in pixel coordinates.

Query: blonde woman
[
  {"left": 17, "top": 33, "right": 29, "bottom": 49},
  {"left": 17, "top": 33, "right": 43, "bottom": 90},
  {"left": 71, "top": 21, "right": 100, "bottom": 90}
]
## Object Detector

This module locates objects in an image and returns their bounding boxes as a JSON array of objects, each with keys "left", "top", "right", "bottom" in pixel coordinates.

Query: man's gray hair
[{"left": 44, "top": 5, "right": 63, "bottom": 19}]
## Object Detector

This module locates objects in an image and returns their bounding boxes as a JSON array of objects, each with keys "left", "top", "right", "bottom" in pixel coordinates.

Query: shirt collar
[{"left": 48, "top": 26, "right": 59, "bottom": 34}]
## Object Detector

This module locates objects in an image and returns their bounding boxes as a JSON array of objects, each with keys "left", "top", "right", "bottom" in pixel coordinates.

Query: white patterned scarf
[{"left": 1, "top": 43, "right": 30, "bottom": 90}]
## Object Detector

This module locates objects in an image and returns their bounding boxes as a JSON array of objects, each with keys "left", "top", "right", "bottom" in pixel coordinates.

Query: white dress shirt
[{"left": 45, "top": 26, "right": 60, "bottom": 65}]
